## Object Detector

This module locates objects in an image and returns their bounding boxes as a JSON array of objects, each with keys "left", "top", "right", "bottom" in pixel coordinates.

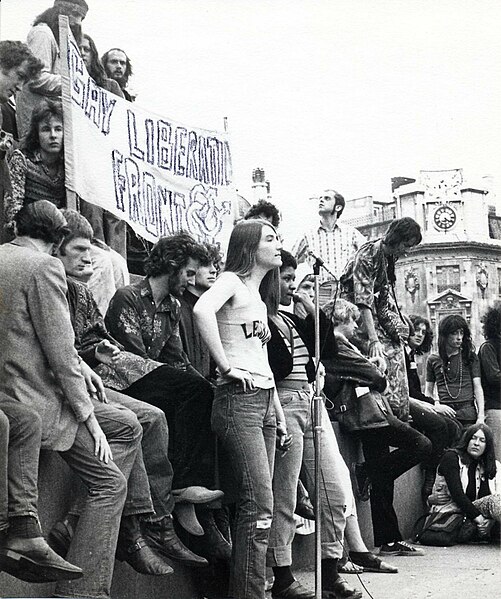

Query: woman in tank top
[{"left": 194, "top": 219, "right": 288, "bottom": 599}]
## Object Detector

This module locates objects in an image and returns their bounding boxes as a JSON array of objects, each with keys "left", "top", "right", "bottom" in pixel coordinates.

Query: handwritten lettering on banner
[{"left": 61, "top": 20, "right": 234, "bottom": 246}]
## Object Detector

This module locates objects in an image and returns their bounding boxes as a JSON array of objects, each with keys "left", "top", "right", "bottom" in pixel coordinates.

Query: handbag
[
  {"left": 331, "top": 382, "right": 389, "bottom": 432},
  {"left": 413, "top": 509, "right": 475, "bottom": 546}
]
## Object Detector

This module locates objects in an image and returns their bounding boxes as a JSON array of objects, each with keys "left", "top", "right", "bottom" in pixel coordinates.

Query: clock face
[{"left": 433, "top": 205, "right": 457, "bottom": 230}]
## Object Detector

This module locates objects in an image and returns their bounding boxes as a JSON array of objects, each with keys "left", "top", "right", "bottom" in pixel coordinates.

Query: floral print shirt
[{"left": 105, "top": 277, "right": 189, "bottom": 369}]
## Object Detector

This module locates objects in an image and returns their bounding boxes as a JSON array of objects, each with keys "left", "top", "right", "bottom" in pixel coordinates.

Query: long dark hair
[
  {"left": 409, "top": 314, "right": 433, "bottom": 354},
  {"left": 33, "top": 7, "right": 82, "bottom": 45},
  {"left": 22, "top": 99, "right": 64, "bottom": 157},
  {"left": 225, "top": 219, "right": 280, "bottom": 315},
  {"left": 454, "top": 423, "right": 497, "bottom": 479},
  {"left": 438, "top": 314, "right": 475, "bottom": 366},
  {"left": 81, "top": 34, "right": 108, "bottom": 87}
]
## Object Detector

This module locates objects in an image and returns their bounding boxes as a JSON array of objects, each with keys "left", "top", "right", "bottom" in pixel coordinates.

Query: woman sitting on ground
[
  {"left": 428, "top": 423, "right": 501, "bottom": 542},
  {"left": 4, "top": 99, "right": 64, "bottom": 233}
]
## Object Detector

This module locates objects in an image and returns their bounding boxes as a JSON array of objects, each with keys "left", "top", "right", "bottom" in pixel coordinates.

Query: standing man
[
  {"left": 0, "top": 200, "right": 142, "bottom": 599},
  {"left": 293, "top": 189, "right": 366, "bottom": 305},
  {"left": 101, "top": 48, "right": 135, "bottom": 101}
]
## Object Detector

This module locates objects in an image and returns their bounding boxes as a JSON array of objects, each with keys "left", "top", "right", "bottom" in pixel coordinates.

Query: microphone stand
[{"left": 311, "top": 257, "right": 338, "bottom": 599}]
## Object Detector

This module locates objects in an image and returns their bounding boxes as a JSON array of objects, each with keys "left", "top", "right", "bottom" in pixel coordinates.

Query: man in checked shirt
[{"left": 293, "top": 189, "right": 366, "bottom": 306}]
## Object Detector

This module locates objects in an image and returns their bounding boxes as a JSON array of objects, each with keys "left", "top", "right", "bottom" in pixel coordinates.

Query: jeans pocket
[{"left": 277, "top": 391, "right": 296, "bottom": 408}]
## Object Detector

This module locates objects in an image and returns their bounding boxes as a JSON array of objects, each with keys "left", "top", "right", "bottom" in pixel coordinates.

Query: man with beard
[
  {"left": 105, "top": 234, "right": 230, "bottom": 559},
  {"left": 16, "top": 0, "right": 88, "bottom": 137},
  {"left": 101, "top": 48, "right": 135, "bottom": 101}
]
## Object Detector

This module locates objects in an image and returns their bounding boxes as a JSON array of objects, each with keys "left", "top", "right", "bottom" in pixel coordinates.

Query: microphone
[
  {"left": 308, "top": 251, "right": 338, "bottom": 281},
  {"left": 308, "top": 251, "right": 325, "bottom": 266}
]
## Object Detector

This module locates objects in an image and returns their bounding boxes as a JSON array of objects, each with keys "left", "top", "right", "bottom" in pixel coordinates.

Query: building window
[
  {"left": 436, "top": 265, "right": 460, "bottom": 293},
  {"left": 498, "top": 268, "right": 501, "bottom": 298}
]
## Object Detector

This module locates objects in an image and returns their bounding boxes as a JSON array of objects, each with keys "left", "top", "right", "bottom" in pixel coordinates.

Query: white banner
[{"left": 60, "top": 18, "right": 234, "bottom": 247}]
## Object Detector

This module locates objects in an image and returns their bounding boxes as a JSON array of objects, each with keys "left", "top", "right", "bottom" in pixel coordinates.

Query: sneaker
[{"left": 379, "top": 541, "right": 424, "bottom": 556}]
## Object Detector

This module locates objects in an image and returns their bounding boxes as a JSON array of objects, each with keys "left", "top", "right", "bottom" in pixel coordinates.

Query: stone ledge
[{"left": 0, "top": 422, "right": 425, "bottom": 597}]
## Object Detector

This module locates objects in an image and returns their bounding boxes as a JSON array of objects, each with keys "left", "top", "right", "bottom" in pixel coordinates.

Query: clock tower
[
  {"left": 395, "top": 169, "right": 491, "bottom": 243},
  {"left": 386, "top": 169, "right": 501, "bottom": 348}
]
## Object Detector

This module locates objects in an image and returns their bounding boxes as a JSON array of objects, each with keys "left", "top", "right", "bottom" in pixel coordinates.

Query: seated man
[
  {"left": 0, "top": 396, "right": 82, "bottom": 583},
  {"left": 56, "top": 210, "right": 224, "bottom": 562},
  {"left": 406, "top": 315, "right": 462, "bottom": 501},
  {"left": 105, "top": 233, "right": 218, "bottom": 496},
  {"left": 179, "top": 242, "right": 221, "bottom": 380},
  {"left": 0, "top": 201, "right": 142, "bottom": 599}
]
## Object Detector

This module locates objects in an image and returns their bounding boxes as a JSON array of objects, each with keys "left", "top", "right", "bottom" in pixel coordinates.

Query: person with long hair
[
  {"left": 194, "top": 219, "right": 288, "bottom": 599},
  {"left": 16, "top": 0, "right": 88, "bottom": 137},
  {"left": 425, "top": 314, "right": 485, "bottom": 427},
  {"left": 77, "top": 33, "right": 127, "bottom": 257},
  {"left": 427, "top": 423, "right": 501, "bottom": 543},
  {"left": 479, "top": 303, "right": 501, "bottom": 460},
  {"left": 5, "top": 99, "right": 65, "bottom": 233},
  {"left": 340, "top": 217, "right": 422, "bottom": 423},
  {"left": 79, "top": 34, "right": 123, "bottom": 96},
  {"left": 406, "top": 315, "right": 462, "bottom": 501}
]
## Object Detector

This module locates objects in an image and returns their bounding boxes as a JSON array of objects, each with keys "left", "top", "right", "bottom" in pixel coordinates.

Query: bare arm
[
  {"left": 425, "top": 380, "right": 456, "bottom": 418},
  {"left": 193, "top": 273, "right": 255, "bottom": 390},
  {"left": 472, "top": 377, "right": 485, "bottom": 423}
]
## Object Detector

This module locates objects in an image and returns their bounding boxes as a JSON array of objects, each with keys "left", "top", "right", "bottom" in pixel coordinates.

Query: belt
[{"left": 276, "top": 380, "right": 310, "bottom": 392}]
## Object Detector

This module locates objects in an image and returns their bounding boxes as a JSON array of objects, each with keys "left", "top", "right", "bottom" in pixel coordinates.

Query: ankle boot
[
  {"left": 117, "top": 515, "right": 173, "bottom": 576},
  {"left": 196, "top": 506, "right": 232, "bottom": 562},
  {"left": 142, "top": 516, "right": 208, "bottom": 568}
]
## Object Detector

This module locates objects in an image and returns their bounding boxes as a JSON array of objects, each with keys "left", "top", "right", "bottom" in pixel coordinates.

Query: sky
[{"left": 1, "top": 0, "right": 500, "bottom": 246}]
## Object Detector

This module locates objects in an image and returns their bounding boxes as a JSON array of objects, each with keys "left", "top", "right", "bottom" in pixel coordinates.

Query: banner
[{"left": 60, "top": 18, "right": 234, "bottom": 247}]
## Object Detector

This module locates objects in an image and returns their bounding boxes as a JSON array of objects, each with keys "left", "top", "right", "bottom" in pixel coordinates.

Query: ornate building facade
[{"left": 349, "top": 169, "right": 501, "bottom": 348}]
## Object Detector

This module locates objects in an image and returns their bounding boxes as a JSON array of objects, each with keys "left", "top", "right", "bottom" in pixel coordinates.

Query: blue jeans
[
  {"left": 268, "top": 389, "right": 353, "bottom": 566},
  {"left": 212, "top": 383, "right": 276, "bottom": 599},
  {"left": 0, "top": 395, "right": 42, "bottom": 532},
  {"left": 106, "top": 389, "right": 175, "bottom": 518},
  {"left": 55, "top": 404, "right": 142, "bottom": 599}
]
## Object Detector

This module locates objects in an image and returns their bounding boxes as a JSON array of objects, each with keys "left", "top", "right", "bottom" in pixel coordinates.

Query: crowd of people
[{"left": 0, "top": 2, "right": 500, "bottom": 599}]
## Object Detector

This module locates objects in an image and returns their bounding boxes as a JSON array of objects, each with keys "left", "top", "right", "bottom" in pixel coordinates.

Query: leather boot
[
  {"left": 116, "top": 515, "right": 173, "bottom": 576},
  {"left": 142, "top": 515, "right": 208, "bottom": 568},
  {"left": 48, "top": 514, "right": 78, "bottom": 558},
  {"left": 0, "top": 535, "right": 83, "bottom": 583},
  {"left": 196, "top": 506, "right": 232, "bottom": 562}
]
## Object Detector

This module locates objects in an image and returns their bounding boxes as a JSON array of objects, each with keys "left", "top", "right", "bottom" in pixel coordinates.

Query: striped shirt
[
  {"left": 294, "top": 221, "right": 366, "bottom": 284},
  {"left": 277, "top": 313, "right": 310, "bottom": 381}
]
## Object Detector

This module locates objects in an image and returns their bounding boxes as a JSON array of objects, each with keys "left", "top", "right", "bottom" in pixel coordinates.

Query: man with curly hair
[
  {"left": 479, "top": 303, "right": 501, "bottom": 460},
  {"left": 105, "top": 234, "right": 231, "bottom": 560}
]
